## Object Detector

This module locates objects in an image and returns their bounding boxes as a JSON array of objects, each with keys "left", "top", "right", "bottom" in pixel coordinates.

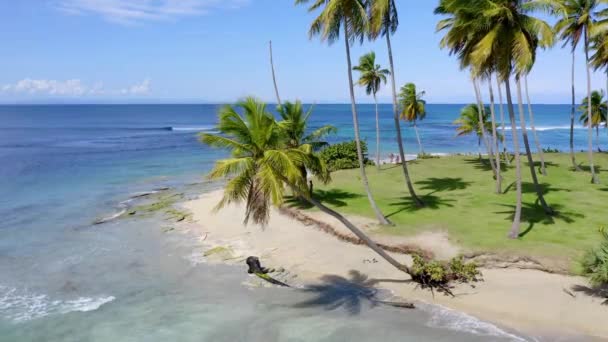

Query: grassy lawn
[{"left": 306, "top": 152, "right": 608, "bottom": 268}]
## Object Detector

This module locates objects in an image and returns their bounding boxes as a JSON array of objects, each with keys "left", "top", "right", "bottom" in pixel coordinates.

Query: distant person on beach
[{"left": 389, "top": 153, "right": 395, "bottom": 164}]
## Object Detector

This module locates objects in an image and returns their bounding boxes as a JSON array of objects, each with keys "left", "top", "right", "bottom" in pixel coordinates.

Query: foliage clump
[
  {"left": 320, "top": 140, "right": 372, "bottom": 172},
  {"left": 581, "top": 230, "right": 608, "bottom": 287},
  {"left": 542, "top": 147, "right": 561, "bottom": 153},
  {"left": 410, "top": 255, "right": 481, "bottom": 294}
]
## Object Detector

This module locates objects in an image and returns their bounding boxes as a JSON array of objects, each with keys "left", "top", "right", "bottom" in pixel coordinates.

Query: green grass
[{"left": 305, "top": 153, "right": 608, "bottom": 269}]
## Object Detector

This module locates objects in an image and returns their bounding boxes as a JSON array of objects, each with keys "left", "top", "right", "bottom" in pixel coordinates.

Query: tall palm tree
[
  {"left": 487, "top": 76, "right": 503, "bottom": 193},
  {"left": 399, "top": 83, "right": 427, "bottom": 155},
  {"left": 524, "top": 75, "right": 548, "bottom": 175},
  {"left": 353, "top": 51, "right": 390, "bottom": 169},
  {"left": 296, "top": 0, "right": 392, "bottom": 225},
  {"left": 368, "top": 0, "right": 424, "bottom": 207},
  {"left": 472, "top": 76, "right": 499, "bottom": 180},
  {"left": 201, "top": 97, "right": 409, "bottom": 272},
  {"left": 579, "top": 90, "right": 608, "bottom": 151},
  {"left": 454, "top": 103, "right": 499, "bottom": 159},
  {"left": 496, "top": 76, "right": 511, "bottom": 165},
  {"left": 435, "top": 0, "right": 555, "bottom": 238},
  {"left": 554, "top": 0, "right": 604, "bottom": 182},
  {"left": 278, "top": 101, "right": 337, "bottom": 194}
]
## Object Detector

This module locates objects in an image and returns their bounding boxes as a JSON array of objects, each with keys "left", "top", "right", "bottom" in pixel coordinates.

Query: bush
[
  {"left": 320, "top": 140, "right": 372, "bottom": 172},
  {"left": 542, "top": 147, "right": 561, "bottom": 153},
  {"left": 410, "top": 255, "right": 481, "bottom": 293},
  {"left": 581, "top": 229, "right": 608, "bottom": 287}
]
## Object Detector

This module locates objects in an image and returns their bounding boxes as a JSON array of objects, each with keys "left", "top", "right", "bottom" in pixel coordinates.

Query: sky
[{"left": 0, "top": 0, "right": 606, "bottom": 104}]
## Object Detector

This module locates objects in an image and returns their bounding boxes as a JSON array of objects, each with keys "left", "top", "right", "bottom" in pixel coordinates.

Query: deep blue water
[{"left": 0, "top": 103, "right": 592, "bottom": 341}]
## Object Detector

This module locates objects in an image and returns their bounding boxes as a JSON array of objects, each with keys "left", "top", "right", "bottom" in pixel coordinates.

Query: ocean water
[{"left": 0, "top": 103, "right": 592, "bottom": 341}]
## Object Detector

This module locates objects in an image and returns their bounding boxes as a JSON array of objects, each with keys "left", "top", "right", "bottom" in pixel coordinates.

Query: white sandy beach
[{"left": 181, "top": 189, "right": 608, "bottom": 340}]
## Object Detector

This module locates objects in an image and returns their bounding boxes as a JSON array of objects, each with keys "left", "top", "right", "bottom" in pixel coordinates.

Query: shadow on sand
[
  {"left": 293, "top": 270, "right": 410, "bottom": 315},
  {"left": 571, "top": 285, "right": 608, "bottom": 305}
]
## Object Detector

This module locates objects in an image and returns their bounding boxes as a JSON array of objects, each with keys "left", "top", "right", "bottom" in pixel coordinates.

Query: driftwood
[{"left": 246, "top": 256, "right": 290, "bottom": 287}]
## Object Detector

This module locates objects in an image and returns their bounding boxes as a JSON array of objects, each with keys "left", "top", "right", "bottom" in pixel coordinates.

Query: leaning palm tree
[
  {"left": 454, "top": 103, "right": 499, "bottom": 159},
  {"left": 554, "top": 0, "right": 604, "bottom": 182},
  {"left": 399, "top": 83, "right": 427, "bottom": 155},
  {"left": 296, "top": 0, "right": 392, "bottom": 225},
  {"left": 201, "top": 97, "right": 409, "bottom": 272},
  {"left": 278, "top": 100, "right": 337, "bottom": 195},
  {"left": 353, "top": 51, "right": 390, "bottom": 169},
  {"left": 368, "top": 0, "right": 424, "bottom": 207},
  {"left": 436, "top": 0, "right": 555, "bottom": 238},
  {"left": 579, "top": 90, "right": 608, "bottom": 151}
]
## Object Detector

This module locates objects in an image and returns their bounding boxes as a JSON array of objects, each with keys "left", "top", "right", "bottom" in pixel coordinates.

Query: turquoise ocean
[{"left": 0, "top": 104, "right": 597, "bottom": 341}]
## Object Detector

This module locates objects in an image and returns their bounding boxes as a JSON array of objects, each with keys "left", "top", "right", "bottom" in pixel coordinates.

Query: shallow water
[{"left": 0, "top": 104, "right": 592, "bottom": 341}]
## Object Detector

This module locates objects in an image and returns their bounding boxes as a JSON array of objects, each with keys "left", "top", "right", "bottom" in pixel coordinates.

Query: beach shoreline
[{"left": 180, "top": 189, "right": 608, "bottom": 341}]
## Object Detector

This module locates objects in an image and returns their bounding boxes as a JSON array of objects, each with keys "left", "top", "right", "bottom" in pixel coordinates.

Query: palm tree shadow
[
  {"left": 495, "top": 203, "right": 584, "bottom": 238},
  {"left": 520, "top": 182, "right": 571, "bottom": 196},
  {"left": 285, "top": 189, "right": 362, "bottom": 209},
  {"left": 415, "top": 177, "right": 472, "bottom": 195},
  {"left": 464, "top": 158, "right": 508, "bottom": 172},
  {"left": 577, "top": 165, "right": 603, "bottom": 174},
  {"left": 571, "top": 284, "right": 608, "bottom": 305},
  {"left": 387, "top": 195, "right": 455, "bottom": 217},
  {"left": 293, "top": 270, "right": 410, "bottom": 315}
]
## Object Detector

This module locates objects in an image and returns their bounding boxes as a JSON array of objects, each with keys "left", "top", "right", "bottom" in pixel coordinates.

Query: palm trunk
[
  {"left": 516, "top": 78, "right": 554, "bottom": 215},
  {"left": 344, "top": 23, "right": 391, "bottom": 225},
  {"left": 585, "top": 30, "right": 600, "bottom": 184},
  {"left": 374, "top": 93, "right": 381, "bottom": 169},
  {"left": 413, "top": 122, "right": 424, "bottom": 155},
  {"left": 488, "top": 80, "right": 502, "bottom": 194},
  {"left": 269, "top": 41, "right": 282, "bottom": 107},
  {"left": 570, "top": 51, "right": 581, "bottom": 171},
  {"left": 597, "top": 126, "right": 600, "bottom": 152},
  {"left": 473, "top": 77, "right": 498, "bottom": 178},
  {"left": 524, "top": 75, "right": 547, "bottom": 176},
  {"left": 385, "top": 31, "right": 424, "bottom": 207},
  {"left": 505, "top": 78, "right": 523, "bottom": 239},
  {"left": 496, "top": 76, "right": 510, "bottom": 165}
]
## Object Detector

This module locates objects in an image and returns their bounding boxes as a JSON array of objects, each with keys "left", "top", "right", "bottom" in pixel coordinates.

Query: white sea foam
[
  {"left": 422, "top": 303, "right": 531, "bottom": 341},
  {"left": 169, "top": 126, "right": 216, "bottom": 132},
  {"left": 0, "top": 286, "right": 115, "bottom": 323}
]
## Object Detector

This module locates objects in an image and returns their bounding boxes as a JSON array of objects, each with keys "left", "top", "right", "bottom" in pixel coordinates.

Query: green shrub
[
  {"left": 410, "top": 255, "right": 481, "bottom": 290},
  {"left": 581, "top": 230, "right": 608, "bottom": 287},
  {"left": 542, "top": 147, "right": 561, "bottom": 153},
  {"left": 320, "top": 140, "right": 372, "bottom": 172}
]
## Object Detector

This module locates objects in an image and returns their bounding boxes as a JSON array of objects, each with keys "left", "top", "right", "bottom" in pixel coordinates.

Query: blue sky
[{"left": 0, "top": 0, "right": 606, "bottom": 104}]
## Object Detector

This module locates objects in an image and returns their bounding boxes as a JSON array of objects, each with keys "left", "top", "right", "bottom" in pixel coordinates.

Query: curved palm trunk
[
  {"left": 269, "top": 41, "right": 282, "bottom": 107},
  {"left": 496, "top": 77, "right": 510, "bottom": 165},
  {"left": 505, "top": 79, "right": 523, "bottom": 239},
  {"left": 597, "top": 126, "right": 601, "bottom": 152},
  {"left": 385, "top": 32, "right": 424, "bottom": 207},
  {"left": 374, "top": 94, "right": 381, "bottom": 169},
  {"left": 585, "top": 31, "right": 600, "bottom": 184},
  {"left": 307, "top": 197, "right": 408, "bottom": 273},
  {"left": 524, "top": 76, "right": 547, "bottom": 176},
  {"left": 516, "top": 78, "right": 554, "bottom": 215},
  {"left": 488, "top": 81, "right": 502, "bottom": 194},
  {"left": 473, "top": 78, "right": 498, "bottom": 179},
  {"left": 571, "top": 51, "right": 582, "bottom": 171},
  {"left": 344, "top": 24, "right": 391, "bottom": 225},
  {"left": 413, "top": 122, "right": 424, "bottom": 155}
]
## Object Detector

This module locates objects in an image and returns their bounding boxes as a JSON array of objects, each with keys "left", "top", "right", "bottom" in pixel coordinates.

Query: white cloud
[
  {"left": 121, "top": 78, "right": 151, "bottom": 95},
  {"left": 57, "top": 0, "right": 250, "bottom": 24},
  {"left": 1, "top": 78, "right": 152, "bottom": 97}
]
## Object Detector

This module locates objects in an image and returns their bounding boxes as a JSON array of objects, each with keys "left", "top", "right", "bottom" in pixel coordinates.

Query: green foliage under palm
[
  {"left": 581, "top": 230, "right": 608, "bottom": 287},
  {"left": 278, "top": 101, "right": 337, "bottom": 151},
  {"left": 454, "top": 104, "right": 495, "bottom": 139},
  {"left": 320, "top": 140, "right": 372, "bottom": 172}
]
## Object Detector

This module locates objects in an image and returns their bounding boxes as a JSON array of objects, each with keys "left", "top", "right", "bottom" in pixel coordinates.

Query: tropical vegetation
[{"left": 399, "top": 82, "right": 427, "bottom": 155}]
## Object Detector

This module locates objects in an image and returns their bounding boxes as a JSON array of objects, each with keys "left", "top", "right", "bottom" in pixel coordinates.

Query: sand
[{"left": 181, "top": 189, "right": 608, "bottom": 339}]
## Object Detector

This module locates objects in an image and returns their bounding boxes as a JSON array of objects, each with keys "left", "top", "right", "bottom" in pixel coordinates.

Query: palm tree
[
  {"left": 353, "top": 51, "right": 390, "bottom": 169},
  {"left": 399, "top": 83, "right": 426, "bottom": 155},
  {"left": 496, "top": 77, "right": 511, "bottom": 165},
  {"left": 435, "top": 0, "right": 555, "bottom": 238},
  {"left": 296, "top": 0, "right": 392, "bottom": 225},
  {"left": 579, "top": 90, "right": 608, "bottom": 151},
  {"left": 278, "top": 101, "right": 338, "bottom": 195},
  {"left": 368, "top": 0, "right": 424, "bottom": 207},
  {"left": 454, "top": 103, "right": 499, "bottom": 159},
  {"left": 554, "top": 0, "right": 604, "bottom": 182},
  {"left": 487, "top": 76, "right": 503, "bottom": 193},
  {"left": 524, "top": 75, "right": 548, "bottom": 175},
  {"left": 201, "top": 97, "right": 409, "bottom": 273}
]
